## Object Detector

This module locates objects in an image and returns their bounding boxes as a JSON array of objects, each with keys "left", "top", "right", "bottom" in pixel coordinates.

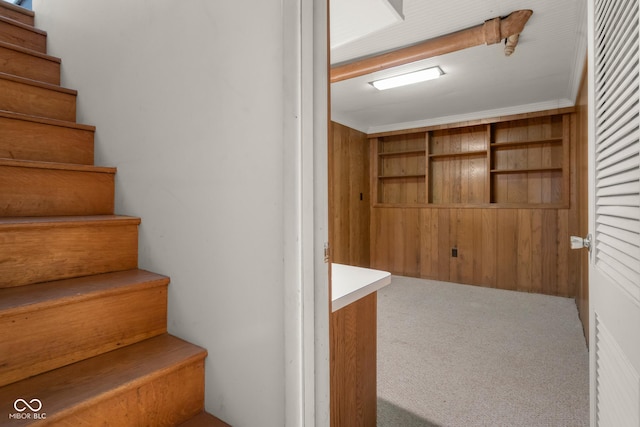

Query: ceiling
[{"left": 330, "top": 0, "right": 588, "bottom": 134}]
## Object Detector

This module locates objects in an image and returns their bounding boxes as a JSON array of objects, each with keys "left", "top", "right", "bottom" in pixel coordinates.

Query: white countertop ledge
[{"left": 331, "top": 263, "right": 392, "bottom": 312}]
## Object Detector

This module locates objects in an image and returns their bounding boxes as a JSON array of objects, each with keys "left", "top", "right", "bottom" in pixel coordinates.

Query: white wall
[{"left": 33, "top": 1, "right": 295, "bottom": 425}]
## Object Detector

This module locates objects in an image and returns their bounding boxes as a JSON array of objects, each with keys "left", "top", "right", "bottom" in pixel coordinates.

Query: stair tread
[
  {"left": 0, "top": 3, "right": 34, "bottom": 19},
  {"left": 0, "top": 70, "right": 76, "bottom": 95},
  {"left": 0, "top": 215, "right": 141, "bottom": 229},
  {"left": 0, "top": 14, "right": 44, "bottom": 34},
  {"left": 0, "top": 109, "right": 95, "bottom": 131},
  {"left": 0, "top": 269, "right": 168, "bottom": 315},
  {"left": 0, "top": 1, "right": 33, "bottom": 27},
  {"left": 0, "top": 334, "right": 207, "bottom": 419},
  {"left": 179, "top": 412, "right": 232, "bottom": 427},
  {"left": 0, "top": 39, "right": 60, "bottom": 62},
  {"left": 0, "top": 158, "right": 115, "bottom": 174}
]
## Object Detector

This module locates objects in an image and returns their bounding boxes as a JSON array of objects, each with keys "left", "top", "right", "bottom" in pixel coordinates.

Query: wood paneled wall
[
  {"left": 370, "top": 206, "right": 580, "bottom": 297},
  {"left": 367, "top": 111, "right": 582, "bottom": 298},
  {"left": 328, "top": 58, "right": 590, "bottom": 427},
  {"left": 330, "top": 123, "right": 375, "bottom": 427},
  {"left": 370, "top": 114, "right": 581, "bottom": 297},
  {"left": 330, "top": 122, "right": 370, "bottom": 267},
  {"left": 331, "top": 109, "right": 585, "bottom": 300},
  {"left": 429, "top": 125, "right": 487, "bottom": 204}
]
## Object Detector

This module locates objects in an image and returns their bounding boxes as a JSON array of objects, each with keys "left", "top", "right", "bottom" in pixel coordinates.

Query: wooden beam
[{"left": 330, "top": 9, "right": 533, "bottom": 83}]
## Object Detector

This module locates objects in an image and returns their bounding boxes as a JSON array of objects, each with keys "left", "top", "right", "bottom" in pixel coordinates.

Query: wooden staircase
[{"left": 0, "top": 3, "right": 229, "bottom": 426}]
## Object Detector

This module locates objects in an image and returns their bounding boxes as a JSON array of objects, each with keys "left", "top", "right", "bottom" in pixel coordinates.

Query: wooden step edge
[
  {"left": 0, "top": 3, "right": 32, "bottom": 27},
  {"left": 0, "top": 71, "right": 76, "bottom": 95},
  {"left": 0, "top": 1, "right": 34, "bottom": 19},
  {"left": 179, "top": 412, "right": 232, "bottom": 427},
  {"left": 10, "top": 334, "right": 207, "bottom": 424},
  {"left": 0, "top": 269, "right": 169, "bottom": 317},
  {"left": 0, "top": 215, "right": 142, "bottom": 230},
  {"left": 0, "top": 109, "right": 96, "bottom": 131},
  {"left": 0, "top": 39, "right": 61, "bottom": 63},
  {"left": 0, "top": 14, "right": 44, "bottom": 34},
  {"left": 0, "top": 158, "right": 116, "bottom": 174}
]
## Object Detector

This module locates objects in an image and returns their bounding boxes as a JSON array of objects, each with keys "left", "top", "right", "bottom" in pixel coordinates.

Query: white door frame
[{"left": 283, "top": 0, "right": 330, "bottom": 426}]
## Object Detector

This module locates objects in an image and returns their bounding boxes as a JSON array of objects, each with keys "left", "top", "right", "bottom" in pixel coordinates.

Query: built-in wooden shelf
[
  {"left": 371, "top": 111, "right": 569, "bottom": 207},
  {"left": 491, "top": 137, "right": 562, "bottom": 149},
  {"left": 428, "top": 149, "right": 487, "bottom": 159},
  {"left": 378, "top": 173, "right": 426, "bottom": 179},
  {"left": 379, "top": 149, "right": 426, "bottom": 157},
  {"left": 491, "top": 167, "right": 563, "bottom": 173}
]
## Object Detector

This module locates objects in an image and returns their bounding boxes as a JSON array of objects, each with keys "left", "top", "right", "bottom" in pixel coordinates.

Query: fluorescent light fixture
[{"left": 370, "top": 66, "right": 443, "bottom": 90}]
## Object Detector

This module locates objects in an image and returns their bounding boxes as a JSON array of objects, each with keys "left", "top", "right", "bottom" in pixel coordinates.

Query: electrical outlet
[{"left": 452, "top": 247, "right": 458, "bottom": 257}]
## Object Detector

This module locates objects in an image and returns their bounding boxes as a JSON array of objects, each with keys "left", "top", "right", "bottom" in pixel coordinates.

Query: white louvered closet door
[{"left": 588, "top": 0, "right": 640, "bottom": 426}]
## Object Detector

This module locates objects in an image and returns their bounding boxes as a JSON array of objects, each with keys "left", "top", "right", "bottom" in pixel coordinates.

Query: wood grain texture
[
  {"left": 370, "top": 208, "right": 422, "bottom": 277},
  {"left": 479, "top": 208, "right": 497, "bottom": 286},
  {"left": 347, "top": 110, "right": 580, "bottom": 297},
  {"left": 0, "top": 73, "right": 76, "bottom": 121},
  {"left": 368, "top": 107, "right": 575, "bottom": 138},
  {"left": 495, "top": 209, "right": 518, "bottom": 290},
  {"left": 419, "top": 208, "right": 439, "bottom": 279},
  {"left": 330, "top": 122, "right": 370, "bottom": 267},
  {"left": 178, "top": 412, "right": 232, "bottom": 427},
  {"left": 330, "top": 293, "right": 377, "bottom": 427},
  {"left": 376, "top": 133, "right": 426, "bottom": 204},
  {"left": 0, "top": 1, "right": 35, "bottom": 26},
  {"left": 373, "top": 111, "right": 569, "bottom": 207},
  {"left": 0, "top": 41, "right": 60, "bottom": 85},
  {"left": 0, "top": 269, "right": 169, "bottom": 387},
  {"left": 0, "top": 334, "right": 206, "bottom": 426},
  {"left": 0, "top": 15, "right": 46, "bottom": 53},
  {"left": 0, "top": 216, "right": 139, "bottom": 287},
  {"left": 437, "top": 208, "right": 451, "bottom": 282},
  {"left": 370, "top": 205, "right": 578, "bottom": 297},
  {"left": 330, "top": 10, "right": 532, "bottom": 83},
  {"left": 491, "top": 115, "right": 565, "bottom": 205},
  {"left": 0, "top": 11, "right": 214, "bottom": 425},
  {"left": 451, "top": 208, "right": 474, "bottom": 284},
  {"left": 0, "top": 111, "right": 94, "bottom": 164},
  {"left": 0, "top": 159, "right": 114, "bottom": 216}
]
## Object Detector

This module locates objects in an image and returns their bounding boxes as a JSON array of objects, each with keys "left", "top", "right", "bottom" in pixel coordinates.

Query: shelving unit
[
  {"left": 428, "top": 124, "right": 489, "bottom": 204},
  {"left": 371, "top": 110, "right": 571, "bottom": 207},
  {"left": 489, "top": 114, "right": 568, "bottom": 205},
  {"left": 373, "top": 132, "right": 427, "bottom": 204},
  {"left": 428, "top": 150, "right": 487, "bottom": 159}
]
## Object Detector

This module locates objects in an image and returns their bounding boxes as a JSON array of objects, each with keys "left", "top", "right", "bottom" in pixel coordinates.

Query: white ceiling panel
[
  {"left": 330, "top": 0, "right": 588, "bottom": 133},
  {"left": 330, "top": 0, "right": 404, "bottom": 50}
]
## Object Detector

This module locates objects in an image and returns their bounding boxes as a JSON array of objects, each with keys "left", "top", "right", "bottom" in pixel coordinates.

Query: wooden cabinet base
[{"left": 330, "top": 292, "right": 377, "bottom": 427}]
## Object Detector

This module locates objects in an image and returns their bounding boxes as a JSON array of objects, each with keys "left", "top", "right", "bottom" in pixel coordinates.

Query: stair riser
[
  {"left": 49, "top": 361, "right": 205, "bottom": 426},
  {"left": 179, "top": 412, "right": 232, "bottom": 427},
  {"left": 0, "top": 115, "right": 94, "bottom": 164},
  {"left": 0, "top": 4, "right": 34, "bottom": 26},
  {"left": 0, "top": 223, "right": 138, "bottom": 287},
  {"left": 0, "top": 77, "right": 75, "bottom": 121},
  {"left": 0, "top": 19, "right": 45, "bottom": 53},
  {"left": 0, "top": 165, "right": 114, "bottom": 216},
  {"left": 0, "top": 286, "right": 168, "bottom": 387},
  {"left": 0, "top": 44, "right": 60, "bottom": 84}
]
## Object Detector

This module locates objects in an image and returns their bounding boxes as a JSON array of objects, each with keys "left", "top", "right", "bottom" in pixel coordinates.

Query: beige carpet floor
[{"left": 377, "top": 276, "right": 590, "bottom": 427}]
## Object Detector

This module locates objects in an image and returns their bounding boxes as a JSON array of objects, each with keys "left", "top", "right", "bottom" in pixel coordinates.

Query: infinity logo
[{"left": 13, "top": 398, "right": 42, "bottom": 412}]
